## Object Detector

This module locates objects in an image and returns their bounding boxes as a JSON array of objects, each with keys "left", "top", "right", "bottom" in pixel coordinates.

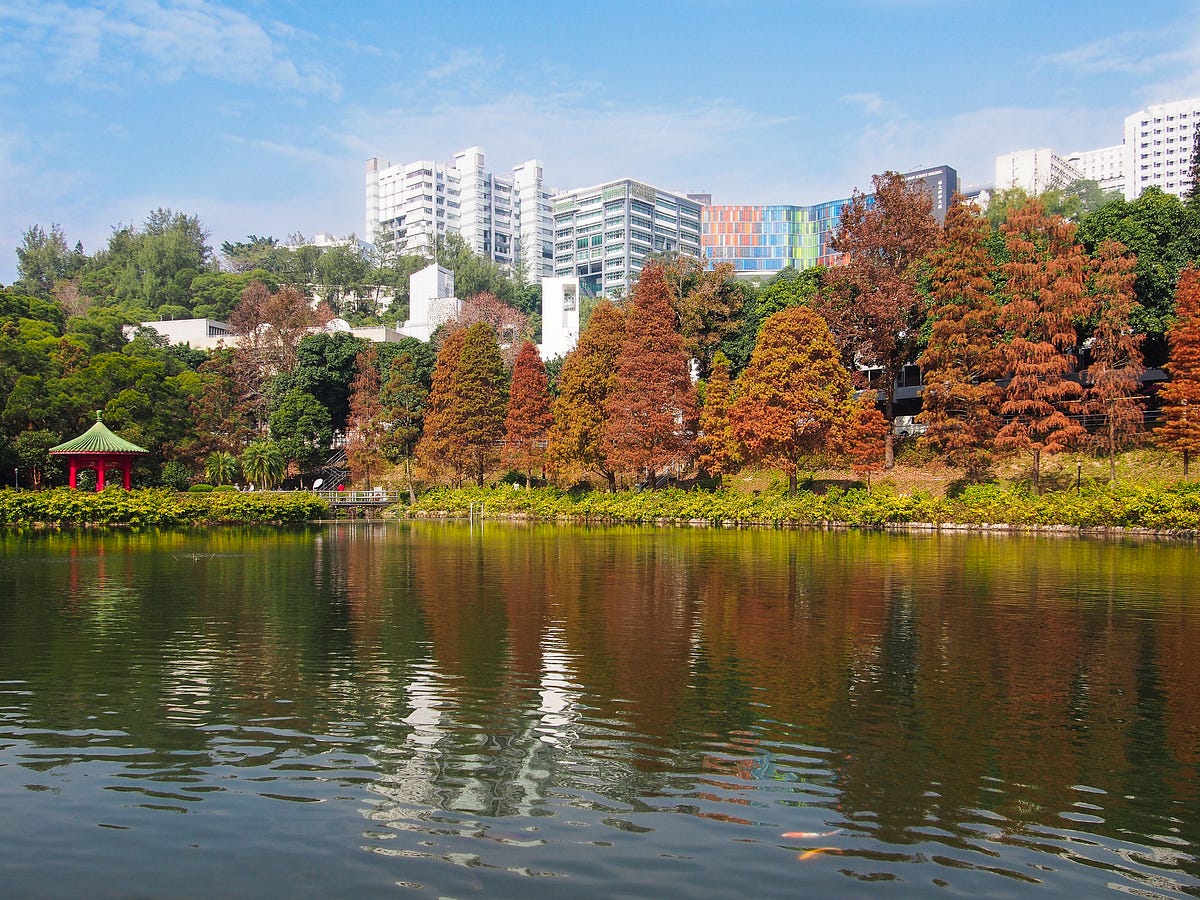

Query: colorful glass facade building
[{"left": 701, "top": 165, "right": 957, "bottom": 276}]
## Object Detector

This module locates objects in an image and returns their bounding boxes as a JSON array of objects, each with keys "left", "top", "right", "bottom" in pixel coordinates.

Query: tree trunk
[
  {"left": 1109, "top": 415, "right": 1116, "bottom": 484},
  {"left": 405, "top": 457, "right": 415, "bottom": 504},
  {"left": 883, "top": 377, "right": 896, "bottom": 470},
  {"left": 788, "top": 469, "right": 798, "bottom": 494},
  {"left": 1033, "top": 448, "right": 1042, "bottom": 494},
  {"left": 606, "top": 470, "right": 617, "bottom": 493},
  {"left": 1186, "top": 449, "right": 1191, "bottom": 479}
]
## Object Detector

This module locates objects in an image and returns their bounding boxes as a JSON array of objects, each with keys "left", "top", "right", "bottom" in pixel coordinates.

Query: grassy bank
[
  {"left": 0, "top": 488, "right": 329, "bottom": 527},
  {"left": 408, "top": 481, "right": 1200, "bottom": 534}
]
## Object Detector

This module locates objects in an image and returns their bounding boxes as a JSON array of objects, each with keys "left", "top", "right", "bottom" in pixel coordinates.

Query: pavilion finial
[{"left": 96, "top": 410, "right": 103, "bottom": 422}]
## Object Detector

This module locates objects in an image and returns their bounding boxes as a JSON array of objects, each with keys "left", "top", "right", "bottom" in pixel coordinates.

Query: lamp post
[{"left": 12, "top": 468, "right": 17, "bottom": 489}]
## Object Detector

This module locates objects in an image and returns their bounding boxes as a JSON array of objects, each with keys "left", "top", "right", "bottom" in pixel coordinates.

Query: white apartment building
[
  {"left": 994, "top": 148, "right": 1082, "bottom": 195},
  {"left": 1065, "top": 145, "right": 1125, "bottom": 195},
  {"left": 1123, "top": 98, "right": 1200, "bottom": 201},
  {"left": 539, "top": 276, "right": 580, "bottom": 360},
  {"left": 994, "top": 97, "right": 1200, "bottom": 203},
  {"left": 513, "top": 160, "right": 555, "bottom": 280},
  {"left": 552, "top": 178, "right": 703, "bottom": 299},
  {"left": 365, "top": 147, "right": 553, "bottom": 279}
]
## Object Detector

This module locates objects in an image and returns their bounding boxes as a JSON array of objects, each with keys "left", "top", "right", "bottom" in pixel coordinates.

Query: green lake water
[{"left": 0, "top": 522, "right": 1197, "bottom": 897}]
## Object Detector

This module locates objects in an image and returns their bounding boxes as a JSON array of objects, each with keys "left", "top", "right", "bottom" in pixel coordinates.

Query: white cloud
[
  {"left": 423, "top": 48, "right": 501, "bottom": 82},
  {"left": 0, "top": 0, "right": 341, "bottom": 97}
]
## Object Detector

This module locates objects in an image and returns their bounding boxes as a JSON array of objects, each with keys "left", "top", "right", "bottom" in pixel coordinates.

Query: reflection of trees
[{"left": 2, "top": 525, "right": 1198, "bottom": 864}]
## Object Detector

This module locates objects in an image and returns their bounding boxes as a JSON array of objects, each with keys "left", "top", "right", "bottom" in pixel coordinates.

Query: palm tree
[
  {"left": 240, "top": 441, "right": 285, "bottom": 489},
  {"left": 205, "top": 450, "right": 239, "bottom": 486}
]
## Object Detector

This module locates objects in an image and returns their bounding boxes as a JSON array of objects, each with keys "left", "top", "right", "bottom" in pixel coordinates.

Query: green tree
[
  {"left": 15, "top": 224, "right": 83, "bottom": 297},
  {"left": 655, "top": 254, "right": 745, "bottom": 379},
  {"left": 380, "top": 351, "right": 428, "bottom": 501},
  {"left": 221, "top": 236, "right": 279, "bottom": 273},
  {"left": 269, "top": 389, "right": 333, "bottom": 478},
  {"left": 14, "top": 429, "right": 61, "bottom": 488},
  {"left": 729, "top": 306, "right": 853, "bottom": 493},
  {"left": 240, "top": 440, "right": 286, "bottom": 489},
  {"left": 204, "top": 450, "right": 239, "bottom": 486}
]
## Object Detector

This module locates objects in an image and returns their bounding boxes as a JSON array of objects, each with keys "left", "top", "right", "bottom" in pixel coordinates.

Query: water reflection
[{"left": 0, "top": 524, "right": 1197, "bottom": 897}]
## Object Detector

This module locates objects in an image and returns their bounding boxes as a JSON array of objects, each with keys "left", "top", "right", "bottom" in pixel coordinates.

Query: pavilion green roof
[{"left": 49, "top": 412, "right": 149, "bottom": 455}]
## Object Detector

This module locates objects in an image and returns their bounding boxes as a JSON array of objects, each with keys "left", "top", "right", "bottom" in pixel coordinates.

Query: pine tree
[
  {"left": 1083, "top": 240, "right": 1145, "bottom": 481},
  {"left": 918, "top": 197, "right": 1003, "bottom": 478},
  {"left": 1158, "top": 266, "right": 1200, "bottom": 475},
  {"left": 380, "top": 351, "right": 427, "bottom": 501},
  {"left": 603, "top": 261, "right": 697, "bottom": 487},
  {"left": 696, "top": 350, "right": 739, "bottom": 486},
  {"left": 995, "top": 198, "right": 1089, "bottom": 492},
  {"left": 454, "top": 322, "right": 509, "bottom": 486},
  {"left": 504, "top": 340, "right": 554, "bottom": 486},
  {"left": 416, "top": 328, "right": 469, "bottom": 485},
  {"left": 346, "top": 346, "right": 385, "bottom": 489},
  {"left": 729, "top": 306, "right": 853, "bottom": 493},
  {"left": 841, "top": 395, "right": 891, "bottom": 492},
  {"left": 819, "top": 171, "right": 942, "bottom": 469},
  {"left": 547, "top": 300, "right": 626, "bottom": 491}
]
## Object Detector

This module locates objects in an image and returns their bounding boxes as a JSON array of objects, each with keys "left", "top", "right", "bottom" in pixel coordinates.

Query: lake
[{"left": 1, "top": 522, "right": 1197, "bottom": 897}]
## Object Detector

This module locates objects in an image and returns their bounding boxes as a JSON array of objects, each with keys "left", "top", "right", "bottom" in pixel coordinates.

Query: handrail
[{"left": 313, "top": 489, "right": 401, "bottom": 504}]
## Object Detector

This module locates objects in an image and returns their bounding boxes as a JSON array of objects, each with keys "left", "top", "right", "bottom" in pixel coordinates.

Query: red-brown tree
[
  {"left": 1158, "top": 266, "right": 1200, "bottom": 475},
  {"left": 603, "top": 261, "right": 696, "bottom": 487},
  {"left": 503, "top": 340, "right": 553, "bottom": 486},
  {"left": 454, "top": 291, "right": 530, "bottom": 368},
  {"left": 345, "top": 346, "right": 385, "bottom": 488},
  {"left": 818, "top": 171, "right": 942, "bottom": 469},
  {"left": 547, "top": 300, "right": 626, "bottom": 491},
  {"left": 1083, "top": 240, "right": 1145, "bottom": 481},
  {"left": 415, "top": 328, "right": 469, "bottom": 485},
  {"left": 729, "top": 306, "right": 853, "bottom": 493},
  {"left": 453, "top": 322, "right": 509, "bottom": 486},
  {"left": 917, "top": 197, "right": 1003, "bottom": 477},
  {"left": 995, "top": 198, "right": 1089, "bottom": 492},
  {"left": 841, "top": 395, "right": 891, "bottom": 492},
  {"left": 696, "top": 350, "right": 739, "bottom": 486}
]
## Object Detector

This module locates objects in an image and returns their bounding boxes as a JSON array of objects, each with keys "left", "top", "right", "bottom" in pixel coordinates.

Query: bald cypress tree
[
  {"left": 1158, "top": 267, "right": 1200, "bottom": 475},
  {"left": 918, "top": 197, "right": 1003, "bottom": 478},
  {"left": 504, "top": 340, "right": 553, "bottom": 487},
  {"left": 603, "top": 261, "right": 696, "bottom": 487}
]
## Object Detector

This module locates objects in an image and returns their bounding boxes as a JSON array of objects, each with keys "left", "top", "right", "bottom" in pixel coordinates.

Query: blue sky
[{"left": 2, "top": 0, "right": 1199, "bottom": 284}]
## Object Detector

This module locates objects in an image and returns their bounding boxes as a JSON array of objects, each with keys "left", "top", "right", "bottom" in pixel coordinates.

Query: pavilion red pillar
[
  {"left": 69, "top": 459, "right": 78, "bottom": 489},
  {"left": 96, "top": 460, "right": 106, "bottom": 492},
  {"left": 123, "top": 459, "right": 132, "bottom": 489}
]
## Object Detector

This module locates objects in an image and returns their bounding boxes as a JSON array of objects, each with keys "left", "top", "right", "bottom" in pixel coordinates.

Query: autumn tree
[
  {"left": 1158, "top": 266, "right": 1200, "bottom": 475},
  {"left": 729, "top": 306, "right": 853, "bottom": 493},
  {"left": 841, "top": 396, "right": 891, "bottom": 492},
  {"left": 603, "top": 261, "right": 697, "bottom": 487},
  {"left": 995, "top": 198, "right": 1090, "bottom": 491},
  {"left": 657, "top": 254, "right": 745, "bottom": 379},
  {"left": 230, "top": 281, "right": 332, "bottom": 426},
  {"left": 380, "top": 351, "right": 427, "bottom": 501},
  {"left": 416, "top": 328, "right": 469, "bottom": 485},
  {"left": 454, "top": 291, "right": 531, "bottom": 368},
  {"left": 818, "top": 171, "right": 942, "bottom": 469},
  {"left": 696, "top": 351, "right": 739, "bottom": 486},
  {"left": 1083, "top": 241, "right": 1145, "bottom": 481},
  {"left": 346, "top": 346, "right": 386, "bottom": 488},
  {"left": 918, "top": 197, "right": 1003, "bottom": 477},
  {"left": 455, "top": 322, "right": 509, "bottom": 485},
  {"left": 547, "top": 300, "right": 626, "bottom": 491},
  {"left": 503, "top": 340, "right": 553, "bottom": 486}
]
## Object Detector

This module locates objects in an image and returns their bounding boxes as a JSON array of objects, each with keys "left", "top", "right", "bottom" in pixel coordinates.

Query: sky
[{"left": 2, "top": 0, "right": 1200, "bottom": 284}]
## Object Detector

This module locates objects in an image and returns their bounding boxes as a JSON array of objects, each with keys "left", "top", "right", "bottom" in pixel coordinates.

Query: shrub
[{"left": 188, "top": 484, "right": 215, "bottom": 493}]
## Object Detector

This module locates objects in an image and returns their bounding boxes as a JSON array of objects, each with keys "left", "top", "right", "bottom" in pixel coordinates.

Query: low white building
[
  {"left": 539, "top": 276, "right": 580, "bottom": 360},
  {"left": 401, "top": 263, "right": 460, "bottom": 342},
  {"left": 134, "top": 318, "right": 233, "bottom": 351}
]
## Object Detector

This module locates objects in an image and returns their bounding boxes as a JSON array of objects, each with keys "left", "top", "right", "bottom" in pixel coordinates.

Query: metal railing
[{"left": 314, "top": 489, "right": 401, "bottom": 505}]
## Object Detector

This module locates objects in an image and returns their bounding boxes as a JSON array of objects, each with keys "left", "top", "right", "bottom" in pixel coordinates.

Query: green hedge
[
  {"left": 408, "top": 482, "right": 1200, "bottom": 533},
  {"left": 0, "top": 488, "right": 330, "bottom": 527}
]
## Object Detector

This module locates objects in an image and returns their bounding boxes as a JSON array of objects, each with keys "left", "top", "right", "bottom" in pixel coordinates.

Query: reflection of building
[
  {"left": 701, "top": 166, "right": 958, "bottom": 277},
  {"left": 552, "top": 178, "right": 703, "bottom": 299},
  {"left": 539, "top": 276, "right": 580, "bottom": 360}
]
